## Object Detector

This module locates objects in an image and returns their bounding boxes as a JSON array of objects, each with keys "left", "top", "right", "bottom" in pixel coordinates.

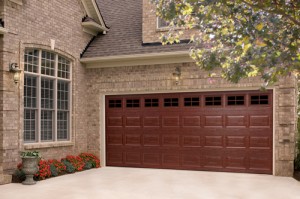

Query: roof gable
[{"left": 80, "top": 0, "right": 109, "bottom": 35}]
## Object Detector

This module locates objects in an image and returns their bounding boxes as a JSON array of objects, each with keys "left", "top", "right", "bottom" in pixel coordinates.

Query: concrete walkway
[{"left": 0, "top": 167, "right": 300, "bottom": 199}]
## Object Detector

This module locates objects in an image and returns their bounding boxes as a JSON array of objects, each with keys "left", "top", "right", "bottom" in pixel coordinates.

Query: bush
[
  {"left": 48, "top": 159, "right": 66, "bottom": 175},
  {"left": 61, "top": 159, "right": 76, "bottom": 173},
  {"left": 36, "top": 160, "right": 51, "bottom": 180},
  {"left": 14, "top": 168, "right": 26, "bottom": 182},
  {"left": 63, "top": 155, "right": 85, "bottom": 171},
  {"left": 50, "top": 164, "right": 58, "bottom": 177},
  {"left": 15, "top": 152, "right": 100, "bottom": 182},
  {"left": 79, "top": 153, "right": 100, "bottom": 168},
  {"left": 84, "top": 161, "right": 93, "bottom": 170}
]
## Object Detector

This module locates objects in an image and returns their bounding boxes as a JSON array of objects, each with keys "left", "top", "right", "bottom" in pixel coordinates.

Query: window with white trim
[
  {"left": 157, "top": 17, "right": 170, "bottom": 29},
  {"left": 24, "top": 49, "right": 71, "bottom": 143}
]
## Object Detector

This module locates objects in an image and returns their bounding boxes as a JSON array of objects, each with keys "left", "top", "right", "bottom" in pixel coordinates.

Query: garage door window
[
  {"left": 184, "top": 97, "right": 200, "bottom": 107},
  {"left": 126, "top": 99, "right": 140, "bottom": 108},
  {"left": 250, "top": 95, "right": 269, "bottom": 105},
  {"left": 145, "top": 99, "right": 159, "bottom": 107},
  {"left": 205, "top": 96, "right": 222, "bottom": 106},
  {"left": 227, "top": 96, "right": 245, "bottom": 105},
  {"left": 109, "top": 99, "right": 122, "bottom": 108},
  {"left": 164, "top": 98, "right": 179, "bottom": 107}
]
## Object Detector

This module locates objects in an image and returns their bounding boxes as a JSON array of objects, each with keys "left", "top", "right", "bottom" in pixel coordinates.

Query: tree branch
[{"left": 240, "top": 0, "right": 300, "bottom": 26}]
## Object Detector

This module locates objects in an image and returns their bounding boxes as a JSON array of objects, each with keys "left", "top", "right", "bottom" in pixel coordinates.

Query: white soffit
[{"left": 81, "top": 0, "right": 106, "bottom": 27}]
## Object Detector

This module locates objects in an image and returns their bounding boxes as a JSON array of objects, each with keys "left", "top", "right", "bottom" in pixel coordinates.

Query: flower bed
[{"left": 14, "top": 153, "right": 100, "bottom": 182}]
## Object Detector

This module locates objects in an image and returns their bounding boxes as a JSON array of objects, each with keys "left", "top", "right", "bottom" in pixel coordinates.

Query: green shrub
[
  {"left": 62, "top": 160, "right": 75, "bottom": 173},
  {"left": 14, "top": 169, "right": 26, "bottom": 182},
  {"left": 50, "top": 164, "right": 59, "bottom": 177},
  {"left": 84, "top": 161, "right": 93, "bottom": 170}
]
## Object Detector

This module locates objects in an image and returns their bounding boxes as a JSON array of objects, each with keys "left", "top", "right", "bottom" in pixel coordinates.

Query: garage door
[{"left": 105, "top": 91, "right": 273, "bottom": 174}]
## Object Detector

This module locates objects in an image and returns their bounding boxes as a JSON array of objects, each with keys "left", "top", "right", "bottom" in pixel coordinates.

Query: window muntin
[
  {"left": 109, "top": 100, "right": 122, "bottom": 108},
  {"left": 184, "top": 97, "right": 200, "bottom": 107},
  {"left": 145, "top": 99, "right": 159, "bottom": 107},
  {"left": 24, "top": 49, "right": 39, "bottom": 73},
  {"left": 205, "top": 96, "right": 222, "bottom": 106},
  {"left": 164, "top": 98, "right": 179, "bottom": 107},
  {"left": 41, "top": 51, "right": 55, "bottom": 76},
  {"left": 126, "top": 99, "right": 140, "bottom": 108},
  {"left": 58, "top": 56, "right": 70, "bottom": 79},
  {"left": 24, "top": 49, "right": 71, "bottom": 143},
  {"left": 251, "top": 95, "right": 269, "bottom": 105},
  {"left": 227, "top": 96, "right": 245, "bottom": 106}
]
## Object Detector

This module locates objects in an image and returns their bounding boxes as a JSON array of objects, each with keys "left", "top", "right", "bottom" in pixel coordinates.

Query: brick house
[{"left": 0, "top": 0, "right": 297, "bottom": 184}]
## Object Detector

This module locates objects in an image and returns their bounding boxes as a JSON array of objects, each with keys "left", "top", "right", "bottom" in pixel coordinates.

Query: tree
[{"left": 151, "top": 0, "right": 300, "bottom": 85}]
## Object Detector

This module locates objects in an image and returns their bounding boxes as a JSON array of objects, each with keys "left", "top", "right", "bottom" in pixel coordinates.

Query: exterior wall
[
  {"left": 0, "top": 0, "right": 4, "bottom": 178},
  {"left": 85, "top": 62, "right": 297, "bottom": 176},
  {"left": 0, "top": 0, "right": 92, "bottom": 173},
  {"left": 142, "top": 0, "right": 197, "bottom": 43}
]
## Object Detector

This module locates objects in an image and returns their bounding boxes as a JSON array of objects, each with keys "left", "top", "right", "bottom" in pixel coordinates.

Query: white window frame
[
  {"left": 156, "top": 17, "right": 171, "bottom": 29},
  {"left": 23, "top": 49, "right": 72, "bottom": 143}
]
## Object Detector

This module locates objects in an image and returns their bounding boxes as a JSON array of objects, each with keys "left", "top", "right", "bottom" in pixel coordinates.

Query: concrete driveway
[{"left": 0, "top": 167, "right": 300, "bottom": 199}]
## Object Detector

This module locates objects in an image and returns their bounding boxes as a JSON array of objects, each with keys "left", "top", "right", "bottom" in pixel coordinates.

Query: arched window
[{"left": 24, "top": 49, "right": 71, "bottom": 143}]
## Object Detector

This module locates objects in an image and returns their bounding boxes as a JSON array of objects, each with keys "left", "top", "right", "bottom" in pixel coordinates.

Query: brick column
[{"left": 274, "top": 77, "right": 297, "bottom": 176}]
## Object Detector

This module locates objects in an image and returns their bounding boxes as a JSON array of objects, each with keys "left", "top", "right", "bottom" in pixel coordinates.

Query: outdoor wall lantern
[
  {"left": 173, "top": 66, "right": 181, "bottom": 85},
  {"left": 9, "top": 63, "right": 22, "bottom": 84}
]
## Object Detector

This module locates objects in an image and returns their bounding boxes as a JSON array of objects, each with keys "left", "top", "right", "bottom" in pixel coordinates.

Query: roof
[{"left": 81, "top": 0, "right": 191, "bottom": 58}]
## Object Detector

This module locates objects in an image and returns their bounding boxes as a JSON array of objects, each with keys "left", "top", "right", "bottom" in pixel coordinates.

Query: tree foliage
[{"left": 151, "top": 0, "right": 300, "bottom": 85}]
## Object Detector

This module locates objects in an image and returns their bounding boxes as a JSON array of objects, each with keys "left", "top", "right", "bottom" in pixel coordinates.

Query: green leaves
[{"left": 151, "top": 0, "right": 300, "bottom": 85}]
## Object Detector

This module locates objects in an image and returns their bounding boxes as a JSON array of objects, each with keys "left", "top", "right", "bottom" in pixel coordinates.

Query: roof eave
[
  {"left": 81, "top": 0, "right": 108, "bottom": 29},
  {"left": 82, "top": 21, "right": 109, "bottom": 36},
  {"left": 80, "top": 51, "right": 194, "bottom": 68}
]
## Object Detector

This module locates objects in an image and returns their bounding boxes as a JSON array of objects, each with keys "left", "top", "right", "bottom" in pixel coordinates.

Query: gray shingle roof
[{"left": 81, "top": 0, "right": 190, "bottom": 58}]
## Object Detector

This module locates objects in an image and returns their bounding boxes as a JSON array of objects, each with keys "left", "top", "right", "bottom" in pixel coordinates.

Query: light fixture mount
[
  {"left": 173, "top": 66, "right": 181, "bottom": 85},
  {"left": 9, "top": 62, "right": 22, "bottom": 84}
]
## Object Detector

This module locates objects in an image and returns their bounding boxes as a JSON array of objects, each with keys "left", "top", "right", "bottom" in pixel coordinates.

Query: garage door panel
[
  {"left": 182, "top": 116, "right": 201, "bottom": 127},
  {"left": 225, "top": 136, "right": 247, "bottom": 148},
  {"left": 143, "top": 134, "right": 160, "bottom": 146},
  {"left": 143, "top": 153, "right": 161, "bottom": 166},
  {"left": 224, "top": 156, "right": 247, "bottom": 170},
  {"left": 162, "top": 153, "right": 180, "bottom": 167},
  {"left": 162, "top": 116, "right": 180, "bottom": 127},
  {"left": 107, "top": 116, "right": 123, "bottom": 127},
  {"left": 125, "top": 134, "right": 141, "bottom": 146},
  {"left": 202, "top": 154, "right": 223, "bottom": 168},
  {"left": 162, "top": 135, "right": 180, "bottom": 146},
  {"left": 106, "top": 91, "right": 273, "bottom": 174},
  {"left": 249, "top": 115, "right": 271, "bottom": 128},
  {"left": 107, "top": 152, "right": 123, "bottom": 165},
  {"left": 204, "top": 136, "right": 223, "bottom": 147},
  {"left": 182, "top": 153, "right": 201, "bottom": 167},
  {"left": 224, "top": 149, "right": 248, "bottom": 169},
  {"left": 125, "top": 152, "right": 142, "bottom": 165},
  {"left": 143, "top": 116, "right": 160, "bottom": 127},
  {"left": 225, "top": 115, "right": 247, "bottom": 128},
  {"left": 249, "top": 136, "right": 272, "bottom": 148},
  {"left": 204, "top": 116, "right": 223, "bottom": 127},
  {"left": 107, "top": 134, "right": 123, "bottom": 146},
  {"left": 125, "top": 117, "right": 141, "bottom": 127},
  {"left": 182, "top": 135, "right": 201, "bottom": 147},
  {"left": 249, "top": 150, "right": 272, "bottom": 172}
]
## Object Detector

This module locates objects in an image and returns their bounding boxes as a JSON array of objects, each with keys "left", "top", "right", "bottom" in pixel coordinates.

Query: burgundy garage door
[{"left": 105, "top": 91, "right": 273, "bottom": 174}]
